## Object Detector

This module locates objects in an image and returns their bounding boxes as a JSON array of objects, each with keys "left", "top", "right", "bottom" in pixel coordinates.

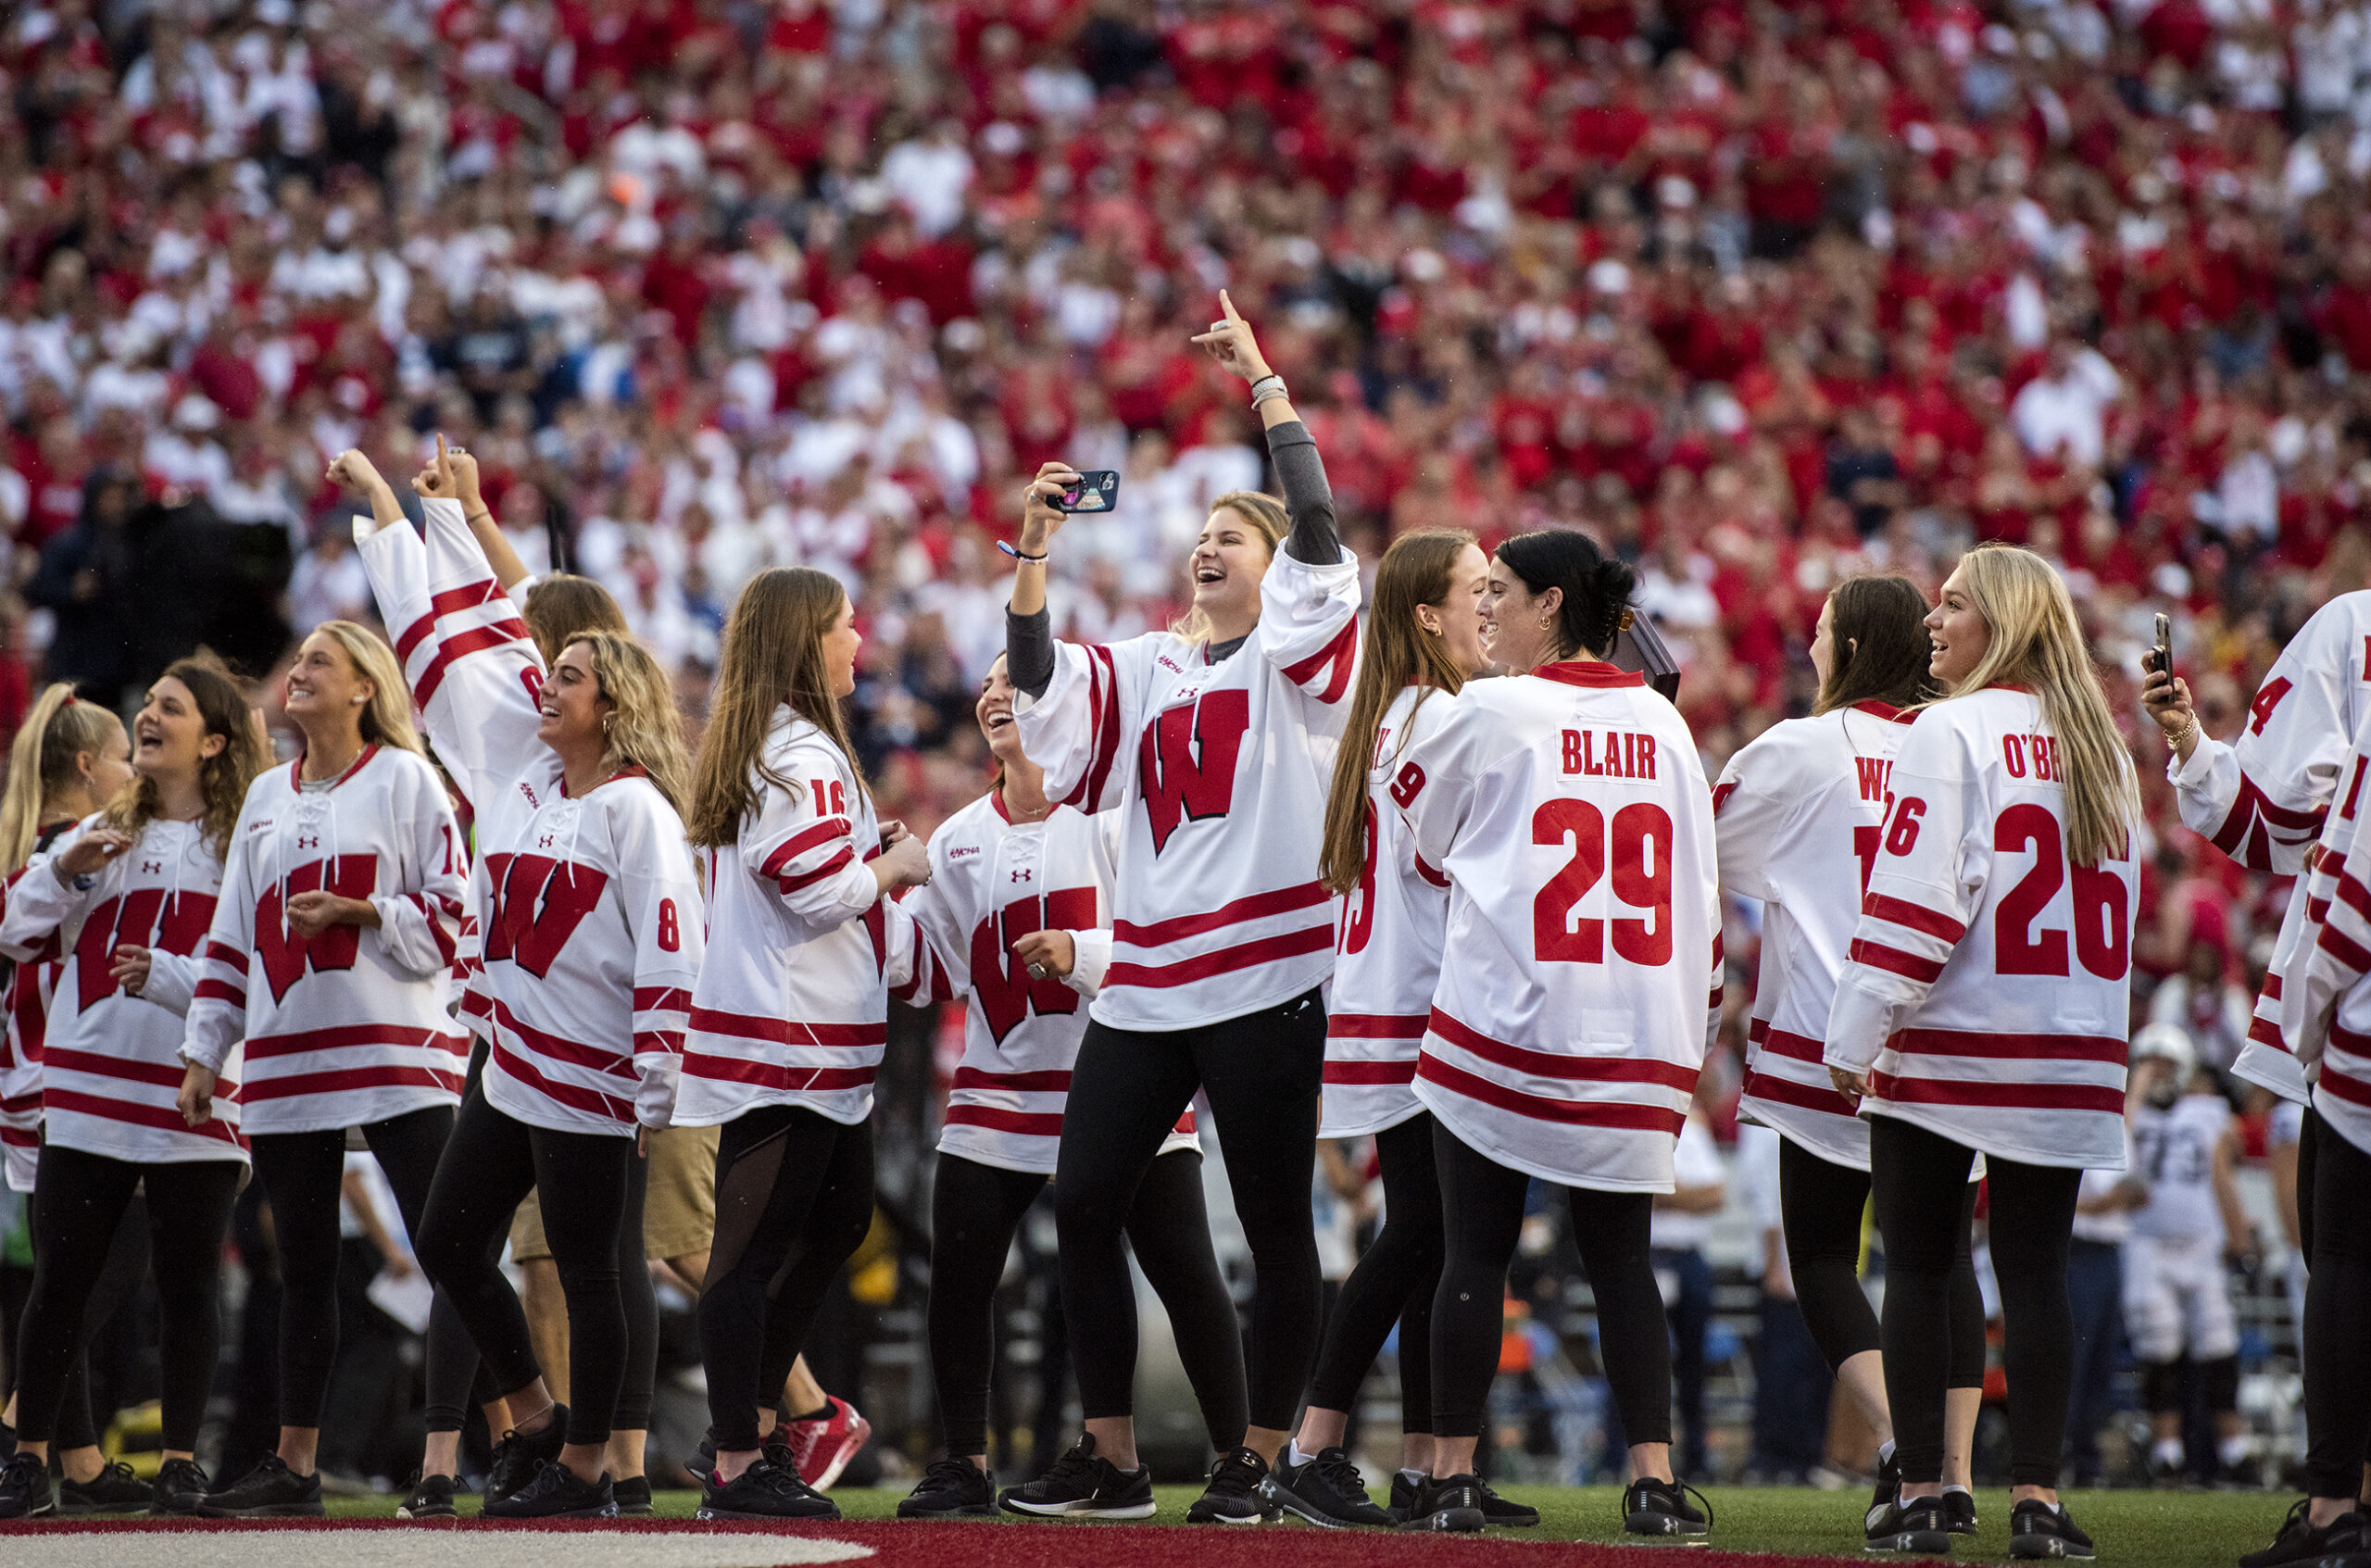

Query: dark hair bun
[{"left": 1495, "top": 529, "right": 1636, "bottom": 661}]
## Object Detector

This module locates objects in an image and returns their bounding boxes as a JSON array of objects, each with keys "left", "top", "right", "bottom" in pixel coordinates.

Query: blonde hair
[
  {"left": 1170, "top": 491, "right": 1288, "bottom": 645},
  {"left": 103, "top": 655, "right": 271, "bottom": 861},
  {"left": 307, "top": 621, "right": 426, "bottom": 759},
  {"left": 1320, "top": 530, "right": 1477, "bottom": 895},
  {"left": 565, "top": 631, "right": 693, "bottom": 818},
  {"left": 1940, "top": 544, "right": 2139, "bottom": 868},
  {"left": 687, "top": 568, "right": 863, "bottom": 847},
  {"left": 1, "top": 685, "right": 124, "bottom": 872}
]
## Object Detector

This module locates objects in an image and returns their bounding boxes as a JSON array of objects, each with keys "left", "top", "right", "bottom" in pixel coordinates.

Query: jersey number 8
[{"left": 1532, "top": 799, "right": 1675, "bottom": 966}]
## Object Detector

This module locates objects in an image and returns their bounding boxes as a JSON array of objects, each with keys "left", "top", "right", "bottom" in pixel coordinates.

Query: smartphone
[
  {"left": 1056, "top": 470, "right": 1120, "bottom": 513},
  {"left": 2148, "top": 612, "right": 2172, "bottom": 676}
]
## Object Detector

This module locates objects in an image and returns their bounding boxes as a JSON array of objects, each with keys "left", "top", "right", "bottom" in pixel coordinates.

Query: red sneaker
[{"left": 780, "top": 1396, "right": 871, "bottom": 1491}]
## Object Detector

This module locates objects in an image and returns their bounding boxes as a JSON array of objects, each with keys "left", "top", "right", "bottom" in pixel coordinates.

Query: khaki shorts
[{"left": 508, "top": 1123, "right": 719, "bottom": 1265}]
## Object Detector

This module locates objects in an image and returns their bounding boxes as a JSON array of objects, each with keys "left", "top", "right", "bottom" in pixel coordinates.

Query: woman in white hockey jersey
[
  {"left": 895, "top": 654, "right": 1247, "bottom": 1521},
  {"left": 999, "top": 294, "right": 1360, "bottom": 1523},
  {"left": 0, "top": 684, "right": 157, "bottom": 1516},
  {"left": 1827, "top": 544, "right": 2140, "bottom": 1560},
  {"left": 1391, "top": 530, "right": 1721, "bottom": 1541},
  {"left": 1262, "top": 529, "right": 1505, "bottom": 1532},
  {"left": 175, "top": 621, "right": 478, "bottom": 1520},
  {"left": 337, "top": 449, "right": 704, "bottom": 1523},
  {"left": 0, "top": 659, "right": 270, "bottom": 1521},
  {"left": 674, "top": 567, "right": 930, "bottom": 1524},
  {"left": 1712, "top": 575, "right": 1987, "bottom": 1543}
]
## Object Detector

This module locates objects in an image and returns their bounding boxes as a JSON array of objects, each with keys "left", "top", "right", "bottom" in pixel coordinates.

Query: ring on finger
[{"left": 1027, "top": 962, "right": 1048, "bottom": 979}]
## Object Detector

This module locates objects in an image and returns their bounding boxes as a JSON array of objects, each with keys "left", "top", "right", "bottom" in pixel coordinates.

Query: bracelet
[
  {"left": 466, "top": 509, "right": 493, "bottom": 528},
  {"left": 2167, "top": 715, "right": 2200, "bottom": 754},
  {"left": 997, "top": 539, "right": 1048, "bottom": 562},
  {"left": 1250, "top": 374, "right": 1289, "bottom": 408}
]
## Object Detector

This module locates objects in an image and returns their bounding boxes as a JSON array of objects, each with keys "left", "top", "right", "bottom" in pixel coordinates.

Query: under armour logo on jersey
[
  {"left": 1010, "top": 868, "right": 1033, "bottom": 883},
  {"left": 539, "top": 834, "right": 556, "bottom": 848},
  {"left": 296, "top": 835, "right": 320, "bottom": 850},
  {"left": 140, "top": 860, "right": 162, "bottom": 874}
]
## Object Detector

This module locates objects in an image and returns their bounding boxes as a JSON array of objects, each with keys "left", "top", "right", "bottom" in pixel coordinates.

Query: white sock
[
  {"left": 1877, "top": 1439, "right": 1896, "bottom": 1468},
  {"left": 1286, "top": 1442, "right": 1317, "bottom": 1469},
  {"left": 1942, "top": 1484, "right": 1972, "bottom": 1497},
  {"left": 1399, "top": 1468, "right": 1425, "bottom": 1486},
  {"left": 2152, "top": 1437, "right": 2186, "bottom": 1469}
]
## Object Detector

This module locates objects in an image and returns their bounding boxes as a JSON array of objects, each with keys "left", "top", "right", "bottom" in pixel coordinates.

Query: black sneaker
[
  {"left": 1623, "top": 1475, "right": 1712, "bottom": 1541},
  {"left": 1263, "top": 1446, "right": 1391, "bottom": 1528},
  {"left": 696, "top": 1456, "right": 838, "bottom": 1522},
  {"left": 1401, "top": 1473, "right": 1487, "bottom": 1533},
  {"left": 1474, "top": 1476, "right": 1539, "bottom": 1526},
  {"left": 900, "top": 1456, "right": 997, "bottom": 1518},
  {"left": 1943, "top": 1488, "right": 1978, "bottom": 1537},
  {"left": 686, "top": 1435, "right": 715, "bottom": 1483},
  {"left": 483, "top": 1459, "right": 616, "bottom": 1520},
  {"left": 485, "top": 1404, "right": 570, "bottom": 1506},
  {"left": 149, "top": 1458, "right": 210, "bottom": 1516},
  {"left": 1867, "top": 1492, "right": 1953, "bottom": 1554},
  {"left": 0, "top": 1450, "right": 54, "bottom": 1520},
  {"left": 1866, "top": 1448, "right": 1901, "bottom": 1534},
  {"left": 998, "top": 1434, "right": 1156, "bottom": 1521},
  {"left": 2239, "top": 1501, "right": 2369, "bottom": 1568},
  {"left": 1188, "top": 1445, "right": 1279, "bottom": 1524},
  {"left": 57, "top": 1459, "right": 152, "bottom": 1515},
  {"left": 613, "top": 1475, "right": 654, "bottom": 1516},
  {"left": 1388, "top": 1471, "right": 1419, "bottom": 1524},
  {"left": 200, "top": 1454, "right": 326, "bottom": 1518},
  {"left": 2009, "top": 1499, "right": 2095, "bottom": 1560},
  {"left": 395, "top": 1472, "right": 458, "bottom": 1520}
]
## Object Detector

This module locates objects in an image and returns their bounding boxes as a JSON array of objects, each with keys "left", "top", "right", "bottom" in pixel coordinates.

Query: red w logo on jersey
[
  {"left": 482, "top": 851, "right": 609, "bottom": 979},
  {"left": 72, "top": 890, "right": 217, "bottom": 1010},
  {"left": 969, "top": 886, "right": 1096, "bottom": 1043},
  {"left": 1138, "top": 690, "right": 1249, "bottom": 853},
  {"left": 256, "top": 854, "right": 381, "bottom": 1003}
]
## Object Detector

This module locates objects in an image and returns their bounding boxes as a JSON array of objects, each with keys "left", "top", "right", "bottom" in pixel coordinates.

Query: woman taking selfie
[
  {"left": 176, "top": 621, "right": 476, "bottom": 1520},
  {"left": 1265, "top": 529, "right": 1506, "bottom": 1531},
  {"left": 1389, "top": 531, "right": 1720, "bottom": 1542},
  {"left": 1000, "top": 293, "right": 1359, "bottom": 1523},
  {"left": 0, "top": 659, "right": 270, "bottom": 1521},
  {"left": 1712, "top": 577, "right": 1985, "bottom": 1545},
  {"left": 1826, "top": 544, "right": 2139, "bottom": 1560}
]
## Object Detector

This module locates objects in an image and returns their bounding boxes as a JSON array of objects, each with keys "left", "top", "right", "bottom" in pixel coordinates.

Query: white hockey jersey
[
  {"left": 357, "top": 498, "right": 702, "bottom": 1137},
  {"left": 2129, "top": 1093, "right": 2232, "bottom": 1244},
  {"left": 1013, "top": 546, "right": 1361, "bottom": 1030},
  {"left": 1826, "top": 688, "right": 2138, "bottom": 1171},
  {"left": 897, "top": 790, "right": 1198, "bottom": 1173},
  {"left": 675, "top": 709, "right": 911, "bottom": 1130},
  {"left": 1714, "top": 700, "right": 1921, "bottom": 1171},
  {"left": 1396, "top": 661, "right": 1722, "bottom": 1193},
  {"left": 0, "top": 821, "right": 75, "bottom": 1190},
  {"left": 2268, "top": 697, "right": 2371, "bottom": 1159},
  {"left": 182, "top": 746, "right": 470, "bottom": 1134},
  {"left": 2171, "top": 590, "right": 2371, "bottom": 1106},
  {"left": 1324, "top": 684, "right": 1458, "bottom": 1138},
  {"left": 0, "top": 816, "right": 245, "bottom": 1165}
]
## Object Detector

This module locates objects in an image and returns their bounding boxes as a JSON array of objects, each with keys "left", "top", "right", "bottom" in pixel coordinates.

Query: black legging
[
  {"left": 1430, "top": 1120, "right": 1669, "bottom": 1444},
  {"left": 249, "top": 1106, "right": 483, "bottom": 1433},
  {"left": 1308, "top": 1112, "right": 1439, "bottom": 1430},
  {"left": 931, "top": 1148, "right": 1247, "bottom": 1457},
  {"left": 4, "top": 1187, "right": 149, "bottom": 1451},
  {"left": 1055, "top": 988, "right": 1325, "bottom": 1434},
  {"left": 414, "top": 1084, "right": 653, "bottom": 1448},
  {"left": 2302, "top": 1110, "right": 2371, "bottom": 1500},
  {"left": 698, "top": 1105, "right": 874, "bottom": 1451},
  {"left": 1779, "top": 1135, "right": 1986, "bottom": 1388},
  {"left": 1872, "top": 1116, "right": 2079, "bottom": 1487},
  {"left": 14, "top": 1144, "right": 240, "bottom": 1450}
]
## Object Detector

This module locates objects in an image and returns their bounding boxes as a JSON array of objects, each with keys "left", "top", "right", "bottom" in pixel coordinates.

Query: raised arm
[{"left": 1193, "top": 290, "right": 1339, "bottom": 564}]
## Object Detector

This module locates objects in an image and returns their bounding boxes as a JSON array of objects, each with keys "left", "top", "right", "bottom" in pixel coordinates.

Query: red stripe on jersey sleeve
[
  {"left": 413, "top": 619, "right": 533, "bottom": 707},
  {"left": 193, "top": 979, "right": 246, "bottom": 1006},
  {"left": 633, "top": 986, "right": 693, "bottom": 1014},
  {"left": 1069, "top": 645, "right": 1123, "bottom": 812},
  {"left": 1104, "top": 925, "right": 1335, "bottom": 989},
  {"left": 1411, "top": 852, "right": 1449, "bottom": 889},
  {"left": 1112, "top": 882, "right": 1332, "bottom": 948},
  {"left": 1885, "top": 1027, "right": 2127, "bottom": 1064},
  {"left": 206, "top": 940, "right": 246, "bottom": 968},
  {"left": 1416, "top": 1054, "right": 1687, "bottom": 1135},
  {"left": 1861, "top": 894, "right": 1966, "bottom": 945},
  {"left": 1323, "top": 1060, "right": 1419, "bottom": 1085},
  {"left": 951, "top": 1066, "right": 1073, "bottom": 1093},
  {"left": 944, "top": 1104, "right": 1064, "bottom": 1137},
  {"left": 760, "top": 819, "right": 852, "bottom": 879},
  {"left": 778, "top": 847, "right": 856, "bottom": 893},
  {"left": 1849, "top": 938, "right": 1945, "bottom": 984},
  {"left": 2317, "top": 923, "right": 2371, "bottom": 977},
  {"left": 1327, "top": 1012, "right": 1432, "bottom": 1039},
  {"left": 1279, "top": 617, "right": 1358, "bottom": 705},
  {"left": 2261, "top": 972, "right": 2284, "bottom": 1001},
  {"left": 1867, "top": 1072, "right": 2125, "bottom": 1116},
  {"left": 2248, "top": 1015, "right": 2289, "bottom": 1050},
  {"left": 1429, "top": 1007, "right": 1700, "bottom": 1092}
]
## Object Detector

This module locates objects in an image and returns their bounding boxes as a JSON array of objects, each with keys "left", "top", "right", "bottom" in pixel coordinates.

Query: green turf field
[{"left": 320, "top": 1483, "right": 2281, "bottom": 1564}]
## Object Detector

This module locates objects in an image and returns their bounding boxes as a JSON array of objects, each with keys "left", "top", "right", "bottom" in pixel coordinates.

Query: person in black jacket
[{"left": 24, "top": 469, "right": 142, "bottom": 708}]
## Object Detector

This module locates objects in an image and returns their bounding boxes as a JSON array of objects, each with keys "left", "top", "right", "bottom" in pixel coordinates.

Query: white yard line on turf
[{"left": 1, "top": 1530, "right": 873, "bottom": 1568}]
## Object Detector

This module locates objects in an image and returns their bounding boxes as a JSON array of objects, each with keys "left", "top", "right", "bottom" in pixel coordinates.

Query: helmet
[{"left": 2130, "top": 1022, "right": 2197, "bottom": 1079}]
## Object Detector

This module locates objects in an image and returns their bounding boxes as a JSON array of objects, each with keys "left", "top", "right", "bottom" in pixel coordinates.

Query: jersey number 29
[{"left": 1533, "top": 799, "right": 1674, "bottom": 966}]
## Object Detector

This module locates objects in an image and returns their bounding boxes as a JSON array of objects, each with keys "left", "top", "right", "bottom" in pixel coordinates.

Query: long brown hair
[
  {"left": 0, "top": 684, "right": 123, "bottom": 872},
  {"left": 1942, "top": 544, "right": 2138, "bottom": 868},
  {"left": 103, "top": 656, "right": 271, "bottom": 860},
  {"left": 686, "top": 568, "right": 865, "bottom": 847},
  {"left": 1320, "top": 530, "right": 1477, "bottom": 895},
  {"left": 307, "top": 621, "right": 427, "bottom": 758},
  {"left": 1812, "top": 575, "right": 1938, "bottom": 716},
  {"left": 522, "top": 573, "right": 629, "bottom": 665},
  {"left": 1170, "top": 491, "right": 1288, "bottom": 645},
  {"left": 564, "top": 631, "right": 693, "bottom": 816}
]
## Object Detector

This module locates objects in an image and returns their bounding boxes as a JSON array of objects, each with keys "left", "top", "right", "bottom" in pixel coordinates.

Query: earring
[{"left": 602, "top": 714, "right": 614, "bottom": 734}]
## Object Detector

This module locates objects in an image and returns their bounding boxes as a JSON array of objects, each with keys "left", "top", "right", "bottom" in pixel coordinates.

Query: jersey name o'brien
[{"left": 1560, "top": 726, "right": 1658, "bottom": 781}]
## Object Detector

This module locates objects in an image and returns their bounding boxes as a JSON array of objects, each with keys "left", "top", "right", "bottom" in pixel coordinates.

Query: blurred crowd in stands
[{"left": 0, "top": 0, "right": 2360, "bottom": 1484}]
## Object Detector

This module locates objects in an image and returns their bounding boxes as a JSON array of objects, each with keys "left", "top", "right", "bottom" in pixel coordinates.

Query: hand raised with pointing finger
[{"left": 1190, "top": 289, "right": 1273, "bottom": 383}]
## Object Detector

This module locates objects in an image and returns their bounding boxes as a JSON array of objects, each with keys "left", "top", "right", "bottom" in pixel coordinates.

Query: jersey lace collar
[
  {"left": 289, "top": 742, "right": 380, "bottom": 791},
  {"left": 1531, "top": 659, "right": 1644, "bottom": 690}
]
